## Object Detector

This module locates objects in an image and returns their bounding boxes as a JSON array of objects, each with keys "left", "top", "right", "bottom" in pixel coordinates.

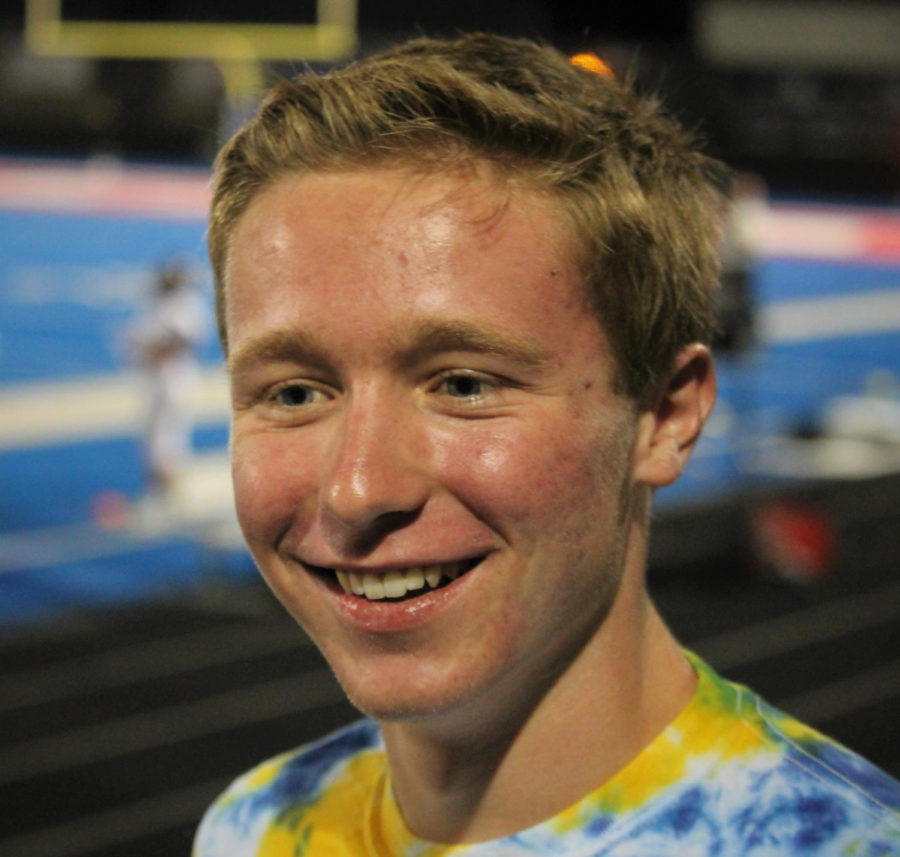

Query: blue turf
[{"left": 1, "top": 202, "right": 898, "bottom": 623}]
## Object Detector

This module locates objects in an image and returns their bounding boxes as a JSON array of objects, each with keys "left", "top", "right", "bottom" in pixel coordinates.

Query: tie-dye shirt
[{"left": 193, "top": 653, "right": 900, "bottom": 856}]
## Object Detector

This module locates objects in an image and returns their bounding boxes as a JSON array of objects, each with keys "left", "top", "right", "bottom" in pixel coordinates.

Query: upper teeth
[{"left": 335, "top": 562, "right": 464, "bottom": 600}]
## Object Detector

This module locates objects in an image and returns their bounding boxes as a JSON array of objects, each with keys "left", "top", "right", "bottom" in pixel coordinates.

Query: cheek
[
  {"left": 433, "top": 420, "right": 620, "bottom": 535},
  {"left": 230, "top": 430, "right": 319, "bottom": 546}
]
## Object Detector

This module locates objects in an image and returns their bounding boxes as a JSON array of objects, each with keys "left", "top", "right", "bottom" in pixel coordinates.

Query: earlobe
[{"left": 633, "top": 344, "right": 717, "bottom": 488}]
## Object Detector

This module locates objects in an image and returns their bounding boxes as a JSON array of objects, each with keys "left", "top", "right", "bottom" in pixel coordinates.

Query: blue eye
[{"left": 444, "top": 374, "right": 484, "bottom": 398}]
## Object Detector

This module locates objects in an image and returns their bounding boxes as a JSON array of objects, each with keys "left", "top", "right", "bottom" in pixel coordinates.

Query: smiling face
[{"left": 225, "top": 166, "right": 649, "bottom": 722}]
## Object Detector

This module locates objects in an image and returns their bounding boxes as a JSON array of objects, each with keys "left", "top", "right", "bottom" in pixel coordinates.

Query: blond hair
[{"left": 210, "top": 33, "right": 729, "bottom": 397}]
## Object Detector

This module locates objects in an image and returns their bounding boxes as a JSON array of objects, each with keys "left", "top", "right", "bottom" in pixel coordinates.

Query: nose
[{"left": 319, "top": 390, "right": 430, "bottom": 542}]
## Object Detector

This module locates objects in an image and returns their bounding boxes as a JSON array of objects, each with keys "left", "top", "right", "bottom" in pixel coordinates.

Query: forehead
[
  {"left": 229, "top": 165, "right": 573, "bottom": 267},
  {"left": 224, "top": 166, "right": 610, "bottom": 372}
]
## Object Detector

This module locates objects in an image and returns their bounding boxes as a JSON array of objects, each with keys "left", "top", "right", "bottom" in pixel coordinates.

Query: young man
[{"left": 195, "top": 33, "right": 900, "bottom": 856}]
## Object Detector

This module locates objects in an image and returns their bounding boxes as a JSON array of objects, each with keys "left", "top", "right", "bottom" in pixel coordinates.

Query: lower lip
[{"left": 319, "top": 565, "right": 480, "bottom": 633}]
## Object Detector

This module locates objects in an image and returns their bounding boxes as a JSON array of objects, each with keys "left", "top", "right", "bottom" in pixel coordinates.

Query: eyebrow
[
  {"left": 227, "top": 329, "right": 330, "bottom": 376},
  {"left": 226, "top": 319, "right": 552, "bottom": 377},
  {"left": 396, "top": 320, "right": 551, "bottom": 369}
]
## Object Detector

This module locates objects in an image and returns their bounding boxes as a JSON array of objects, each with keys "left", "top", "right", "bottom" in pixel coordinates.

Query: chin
[
  {"left": 344, "top": 693, "right": 447, "bottom": 723},
  {"left": 326, "top": 653, "right": 489, "bottom": 724}
]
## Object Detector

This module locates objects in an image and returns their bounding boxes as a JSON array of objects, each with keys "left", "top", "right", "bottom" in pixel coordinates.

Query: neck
[{"left": 379, "top": 532, "right": 696, "bottom": 844}]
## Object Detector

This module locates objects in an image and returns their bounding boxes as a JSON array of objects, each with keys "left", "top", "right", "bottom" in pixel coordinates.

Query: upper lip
[{"left": 295, "top": 555, "right": 487, "bottom": 575}]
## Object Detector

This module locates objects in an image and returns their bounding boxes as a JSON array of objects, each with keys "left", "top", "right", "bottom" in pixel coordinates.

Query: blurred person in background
[
  {"left": 193, "top": 33, "right": 900, "bottom": 857},
  {"left": 127, "top": 260, "right": 208, "bottom": 513}
]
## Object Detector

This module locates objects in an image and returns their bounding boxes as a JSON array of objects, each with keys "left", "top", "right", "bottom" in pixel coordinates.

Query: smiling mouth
[{"left": 328, "top": 558, "right": 482, "bottom": 602}]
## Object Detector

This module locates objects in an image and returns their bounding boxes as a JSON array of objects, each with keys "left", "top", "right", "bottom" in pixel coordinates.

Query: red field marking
[
  {"left": 0, "top": 160, "right": 210, "bottom": 221},
  {"left": 763, "top": 206, "right": 900, "bottom": 263},
  {"left": 1, "top": 161, "right": 898, "bottom": 262},
  {"left": 860, "top": 216, "right": 900, "bottom": 263}
]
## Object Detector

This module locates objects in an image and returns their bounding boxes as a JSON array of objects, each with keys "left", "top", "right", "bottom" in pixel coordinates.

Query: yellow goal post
[{"left": 24, "top": 0, "right": 358, "bottom": 101}]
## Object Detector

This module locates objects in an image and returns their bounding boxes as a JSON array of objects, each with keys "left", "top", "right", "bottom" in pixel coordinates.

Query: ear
[{"left": 632, "top": 344, "right": 717, "bottom": 488}]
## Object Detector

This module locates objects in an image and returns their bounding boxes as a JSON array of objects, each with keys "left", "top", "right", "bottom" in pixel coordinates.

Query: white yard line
[
  {"left": 0, "top": 778, "right": 229, "bottom": 857},
  {"left": 0, "top": 623, "right": 305, "bottom": 713},
  {"left": 758, "top": 288, "right": 900, "bottom": 344},
  {"left": 0, "top": 449, "right": 241, "bottom": 574},
  {"left": 692, "top": 580, "right": 900, "bottom": 672},
  {"left": 0, "top": 668, "right": 343, "bottom": 787},
  {"left": 778, "top": 658, "right": 900, "bottom": 724},
  {"left": 2, "top": 577, "right": 896, "bottom": 782},
  {"left": 0, "top": 522, "right": 146, "bottom": 574},
  {"left": 0, "top": 367, "right": 230, "bottom": 450}
]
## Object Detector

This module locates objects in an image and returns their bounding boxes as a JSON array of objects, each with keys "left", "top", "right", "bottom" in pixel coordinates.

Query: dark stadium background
[{"left": 0, "top": 3, "right": 897, "bottom": 855}]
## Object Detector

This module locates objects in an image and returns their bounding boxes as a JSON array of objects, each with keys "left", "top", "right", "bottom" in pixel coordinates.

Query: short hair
[{"left": 209, "top": 32, "right": 730, "bottom": 398}]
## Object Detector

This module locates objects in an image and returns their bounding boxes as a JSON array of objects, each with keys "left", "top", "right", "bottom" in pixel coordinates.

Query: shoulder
[
  {"left": 682, "top": 653, "right": 900, "bottom": 855},
  {"left": 743, "top": 692, "right": 900, "bottom": 847},
  {"left": 192, "top": 719, "right": 383, "bottom": 857}
]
